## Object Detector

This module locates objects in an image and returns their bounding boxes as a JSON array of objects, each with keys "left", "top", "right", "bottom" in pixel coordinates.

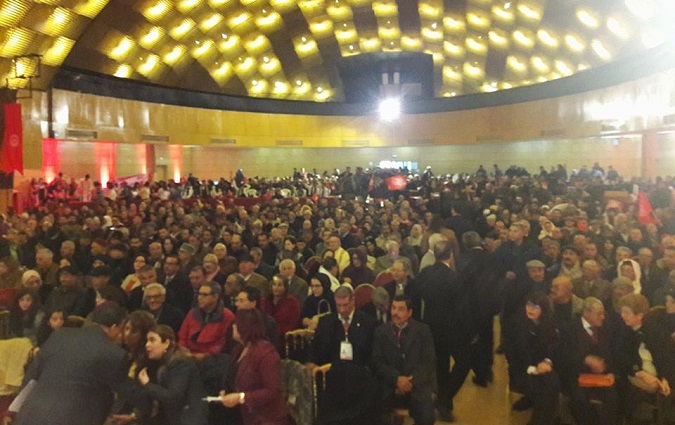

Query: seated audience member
[
  {"left": 138, "top": 325, "right": 208, "bottom": 425},
  {"left": 34, "top": 248, "right": 60, "bottom": 289},
  {"left": 80, "top": 266, "right": 128, "bottom": 316},
  {"left": 308, "top": 285, "right": 378, "bottom": 425},
  {"left": 44, "top": 266, "right": 86, "bottom": 316},
  {"left": 278, "top": 259, "right": 309, "bottom": 305},
  {"left": 360, "top": 286, "right": 391, "bottom": 325},
  {"left": 238, "top": 253, "right": 271, "bottom": 297},
  {"left": 262, "top": 274, "right": 301, "bottom": 339},
  {"left": 0, "top": 256, "right": 22, "bottom": 288},
  {"left": 318, "top": 257, "right": 341, "bottom": 291},
  {"left": 219, "top": 309, "right": 288, "bottom": 425},
  {"left": 203, "top": 253, "right": 227, "bottom": 286},
  {"left": 618, "top": 259, "right": 642, "bottom": 294},
  {"left": 21, "top": 269, "right": 50, "bottom": 304},
  {"left": 372, "top": 295, "right": 437, "bottom": 425},
  {"left": 374, "top": 240, "right": 414, "bottom": 278},
  {"left": 511, "top": 291, "right": 560, "bottom": 425},
  {"left": 161, "top": 255, "right": 192, "bottom": 314},
  {"left": 128, "top": 265, "right": 160, "bottom": 311},
  {"left": 9, "top": 289, "right": 44, "bottom": 345},
  {"left": 301, "top": 274, "right": 335, "bottom": 330},
  {"left": 560, "top": 297, "right": 619, "bottom": 425},
  {"left": 120, "top": 255, "right": 147, "bottom": 295},
  {"left": 573, "top": 260, "right": 612, "bottom": 304},
  {"left": 382, "top": 260, "right": 418, "bottom": 303},
  {"left": 213, "top": 243, "right": 239, "bottom": 277},
  {"left": 223, "top": 273, "right": 245, "bottom": 312},
  {"left": 178, "top": 281, "right": 235, "bottom": 361},
  {"left": 36, "top": 308, "right": 66, "bottom": 346},
  {"left": 232, "top": 285, "right": 280, "bottom": 351},
  {"left": 551, "top": 276, "right": 583, "bottom": 330},
  {"left": 651, "top": 269, "right": 675, "bottom": 307},
  {"left": 618, "top": 293, "right": 675, "bottom": 424},
  {"left": 143, "top": 283, "right": 185, "bottom": 334},
  {"left": 342, "top": 248, "right": 376, "bottom": 288}
]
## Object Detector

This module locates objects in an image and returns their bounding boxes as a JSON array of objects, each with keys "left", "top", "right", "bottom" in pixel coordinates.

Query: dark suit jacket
[
  {"left": 559, "top": 319, "right": 614, "bottom": 392},
  {"left": 17, "top": 326, "right": 129, "bottom": 425},
  {"left": 142, "top": 355, "right": 208, "bottom": 425},
  {"left": 310, "top": 310, "right": 377, "bottom": 366},
  {"left": 145, "top": 304, "right": 186, "bottom": 334},
  {"left": 372, "top": 319, "right": 437, "bottom": 401}
]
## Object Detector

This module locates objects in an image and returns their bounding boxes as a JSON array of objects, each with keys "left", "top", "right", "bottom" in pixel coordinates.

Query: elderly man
[
  {"left": 278, "top": 258, "right": 308, "bottom": 304},
  {"left": 44, "top": 266, "right": 86, "bottom": 316},
  {"left": 203, "top": 253, "right": 227, "bottom": 286},
  {"left": 178, "top": 281, "right": 235, "bottom": 361},
  {"left": 127, "top": 265, "right": 159, "bottom": 311},
  {"left": 223, "top": 272, "right": 245, "bottom": 312},
  {"left": 34, "top": 248, "right": 60, "bottom": 288},
  {"left": 250, "top": 247, "right": 275, "bottom": 281},
  {"left": 550, "top": 246, "right": 582, "bottom": 281},
  {"left": 143, "top": 282, "right": 185, "bottom": 333},
  {"left": 80, "top": 266, "right": 127, "bottom": 316},
  {"left": 238, "top": 252, "right": 270, "bottom": 297},
  {"left": 551, "top": 276, "right": 584, "bottom": 329},
  {"left": 372, "top": 295, "right": 437, "bottom": 425},
  {"left": 560, "top": 297, "right": 619, "bottom": 425},
  {"left": 374, "top": 240, "right": 414, "bottom": 277},
  {"left": 147, "top": 241, "right": 164, "bottom": 270},
  {"left": 327, "top": 234, "right": 350, "bottom": 273},
  {"left": 572, "top": 260, "right": 612, "bottom": 303},
  {"left": 419, "top": 233, "right": 447, "bottom": 272}
]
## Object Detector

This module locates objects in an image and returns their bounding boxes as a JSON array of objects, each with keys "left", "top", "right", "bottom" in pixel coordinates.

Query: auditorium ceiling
[{"left": 0, "top": 0, "right": 672, "bottom": 102}]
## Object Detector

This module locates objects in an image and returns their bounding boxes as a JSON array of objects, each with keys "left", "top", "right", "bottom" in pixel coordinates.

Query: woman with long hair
[
  {"left": 136, "top": 325, "right": 208, "bottom": 425},
  {"left": 219, "top": 309, "right": 288, "bottom": 425},
  {"left": 261, "top": 275, "right": 301, "bottom": 338},
  {"left": 9, "top": 289, "right": 45, "bottom": 345}
]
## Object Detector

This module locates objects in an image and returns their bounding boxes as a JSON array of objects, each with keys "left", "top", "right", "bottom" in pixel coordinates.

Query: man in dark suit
[
  {"left": 160, "top": 254, "right": 193, "bottom": 314},
  {"left": 16, "top": 303, "right": 131, "bottom": 425},
  {"left": 559, "top": 297, "right": 619, "bottom": 425},
  {"left": 417, "top": 240, "right": 470, "bottom": 422},
  {"left": 309, "top": 285, "right": 378, "bottom": 425},
  {"left": 372, "top": 295, "right": 437, "bottom": 425}
]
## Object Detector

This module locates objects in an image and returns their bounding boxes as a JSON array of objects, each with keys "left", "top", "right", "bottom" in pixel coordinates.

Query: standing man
[
  {"left": 417, "top": 241, "right": 469, "bottom": 422},
  {"left": 16, "top": 303, "right": 130, "bottom": 425},
  {"left": 372, "top": 295, "right": 437, "bottom": 425}
]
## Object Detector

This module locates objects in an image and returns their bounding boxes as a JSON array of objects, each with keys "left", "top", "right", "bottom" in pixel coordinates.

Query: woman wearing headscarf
[
  {"left": 301, "top": 274, "right": 335, "bottom": 330},
  {"left": 341, "top": 248, "right": 375, "bottom": 288},
  {"left": 618, "top": 259, "right": 642, "bottom": 294}
]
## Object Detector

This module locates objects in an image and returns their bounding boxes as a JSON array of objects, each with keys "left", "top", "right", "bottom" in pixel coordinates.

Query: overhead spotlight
[{"left": 379, "top": 98, "right": 401, "bottom": 122}]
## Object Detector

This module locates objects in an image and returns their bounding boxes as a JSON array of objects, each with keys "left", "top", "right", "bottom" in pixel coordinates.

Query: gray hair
[
  {"left": 428, "top": 233, "right": 447, "bottom": 251},
  {"left": 334, "top": 284, "right": 354, "bottom": 299},
  {"left": 461, "top": 231, "right": 482, "bottom": 249},
  {"left": 144, "top": 283, "right": 166, "bottom": 296},
  {"left": 582, "top": 297, "right": 604, "bottom": 313},
  {"left": 372, "top": 287, "right": 390, "bottom": 305}
]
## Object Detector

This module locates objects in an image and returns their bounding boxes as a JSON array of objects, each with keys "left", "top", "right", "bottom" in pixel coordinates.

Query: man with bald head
[{"left": 551, "top": 276, "right": 583, "bottom": 329}]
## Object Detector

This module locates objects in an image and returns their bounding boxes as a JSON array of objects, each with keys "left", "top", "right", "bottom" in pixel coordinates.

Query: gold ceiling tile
[
  {"left": 142, "top": 0, "right": 173, "bottom": 22},
  {"left": 73, "top": 0, "right": 110, "bottom": 19},
  {"left": 467, "top": 9, "right": 490, "bottom": 30},
  {"left": 218, "top": 33, "right": 243, "bottom": 54},
  {"left": 42, "top": 36, "right": 75, "bottom": 66},
  {"left": 340, "top": 43, "right": 359, "bottom": 55},
  {"left": 372, "top": 0, "right": 396, "bottom": 18},
  {"left": 169, "top": 18, "right": 196, "bottom": 39},
  {"left": 42, "top": 7, "right": 75, "bottom": 37},
  {"left": 576, "top": 7, "right": 599, "bottom": 30},
  {"left": 360, "top": 36, "right": 381, "bottom": 51},
  {"left": 537, "top": 28, "right": 559, "bottom": 49},
  {"left": 113, "top": 64, "right": 133, "bottom": 78},
  {"left": 335, "top": 27, "right": 357, "bottom": 43},
  {"left": 255, "top": 9, "right": 283, "bottom": 31},
  {"left": 140, "top": 26, "right": 165, "bottom": 49},
  {"left": 162, "top": 44, "right": 187, "bottom": 66},
  {"left": 419, "top": 0, "right": 442, "bottom": 20},
  {"left": 259, "top": 54, "right": 281, "bottom": 76},
  {"left": 200, "top": 13, "right": 224, "bottom": 32},
  {"left": 517, "top": 2, "right": 542, "bottom": 23},
  {"left": 512, "top": 28, "right": 535, "bottom": 49},
  {"left": 137, "top": 53, "right": 161, "bottom": 77},
  {"left": 0, "top": 27, "right": 35, "bottom": 56},
  {"left": 401, "top": 35, "right": 421, "bottom": 51},
  {"left": 466, "top": 34, "right": 487, "bottom": 54},
  {"left": 234, "top": 56, "right": 257, "bottom": 79},
  {"left": 530, "top": 55, "right": 550, "bottom": 73},
  {"left": 443, "top": 40, "right": 465, "bottom": 58},
  {"left": 177, "top": 0, "right": 203, "bottom": 14},
  {"left": 32, "top": 0, "right": 60, "bottom": 5},
  {"left": 463, "top": 61, "right": 484, "bottom": 79},
  {"left": 590, "top": 38, "right": 611, "bottom": 61},
  {"left": 244, "top": 33, "right": 271, "bottom": 54},
  {"left": 492, "top": 4, "right": 514, "bottom": 24},
  {"left": 564, "top": 33, "right": 585, "bottom": 53},
  {"left": 309, "top": 16, "right": 334, "bottom": 38},
  {"left": 488, "top": 29, "right": 509, "bottom": 48},
  {"left": 347, "top": 0, "right": 371, "bottom": 6},
  {"left": 0, "top": 0, "right": 31, "bottom": 28},
  {"left": 269, "top": 0, "right": 297, "bottom": 13},
  {"left": 443, "top": 15, "right": 466, "bottom": 34},
  {"left": 606, "top": 15, "right": 632, "bottom": 40},
  {"left": 554, "top": 59, "right": 573, "bottom": 76},
  {"left": 248, "top": 78, "right": 268, "bottom": 97}
]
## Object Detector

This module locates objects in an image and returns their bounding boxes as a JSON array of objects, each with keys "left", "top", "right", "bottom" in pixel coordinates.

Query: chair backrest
[
  {"left": 279, "top": 359, "right": 313, "bottom": 425},
  {"left": 373, "top": 271, "right": 394, "bottom": 287},
  {"left": 353, "top": 284, "right": 375, "bottom": 310},
  {"left": 0, "top": 310, "right": 9, "bottom": 340},
  {"left": 284, "top": 329, "right": 314, "bottom": 361},
  {"left": 0, "top": 288, "right": 18, "bottom": 310}
]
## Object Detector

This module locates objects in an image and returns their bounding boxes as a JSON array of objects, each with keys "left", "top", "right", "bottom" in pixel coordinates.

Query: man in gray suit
[{"left": 16, "top": 302, "right": 130, "bottom": 425}]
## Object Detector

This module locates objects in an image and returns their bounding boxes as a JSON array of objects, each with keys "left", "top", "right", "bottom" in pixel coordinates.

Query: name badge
[{"left": 340, "top": 341, "right": 354, "bottom": 361}]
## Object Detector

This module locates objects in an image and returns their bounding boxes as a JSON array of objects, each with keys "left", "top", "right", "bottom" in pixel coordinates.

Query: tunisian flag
[
  {"left": 2, "top": 104, "right": 23, "bottom": 175},
  {"left": 638, "top": 192, "right": 659, "bottom": 225},
  {"left": 386, "top": 174, "right": 407, "bottom": 191}
]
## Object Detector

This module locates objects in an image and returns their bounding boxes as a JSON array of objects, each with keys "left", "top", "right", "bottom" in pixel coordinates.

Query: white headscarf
[{"left": 617, "top": 259, "right": 642, "bottom": 294}]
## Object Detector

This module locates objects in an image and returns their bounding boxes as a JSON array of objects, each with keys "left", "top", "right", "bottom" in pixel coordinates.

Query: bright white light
[{"left": 379, "top": 98, "right": 401, "bottom": 122}]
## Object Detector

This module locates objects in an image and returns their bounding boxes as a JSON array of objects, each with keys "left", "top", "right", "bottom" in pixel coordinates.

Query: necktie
[
  {"left": 396, "top": 328, "right": 403, "bottom": 347},
  {"left": 590, "top": 327, "right": 599, "bottom": 343}
]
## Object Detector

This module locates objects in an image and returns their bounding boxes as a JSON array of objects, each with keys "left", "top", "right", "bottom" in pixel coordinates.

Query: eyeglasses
[
  {"left": 145, "top": 294, "right": 163, "bottom": 300},
  {"left": 198, "top": 292, "right": 215, "bottom": 297}
]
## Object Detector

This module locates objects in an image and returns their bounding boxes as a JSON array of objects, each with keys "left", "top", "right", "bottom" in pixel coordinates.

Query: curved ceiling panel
[{"left": 0, "top": 0, "right": 672, "bottom": 102}]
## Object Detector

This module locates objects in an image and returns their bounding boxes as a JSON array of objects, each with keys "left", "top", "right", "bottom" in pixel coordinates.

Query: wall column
[{"left": 641, "top": 131, "right": 658, "bottom": 180}]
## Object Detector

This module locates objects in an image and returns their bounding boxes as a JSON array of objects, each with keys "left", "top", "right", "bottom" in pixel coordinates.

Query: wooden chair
[
  {"left": 311, "top": 363, "right": 332, "bottom": 422},
  {"left": 353, "top": 284, "right": 375, "bottom": 310},
  {"left": 284, "top": 329, "right": 314, "bottom": 361}
]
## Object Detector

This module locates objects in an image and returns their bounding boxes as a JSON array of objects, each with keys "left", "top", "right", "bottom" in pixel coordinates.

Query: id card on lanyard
[{"left": 340, "top": 320, "right": 354, "bottom": 361}]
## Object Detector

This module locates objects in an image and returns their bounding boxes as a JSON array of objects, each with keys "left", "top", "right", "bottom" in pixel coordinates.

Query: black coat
[
  {"left": 17, "top": 326, "right": 130, "bottom": 425},
  {"left": 141, "top": 355, "right": 208, "bottom": 425},
  {"left": 310, "top": 310, "right": 377, "bottom": 366},
  {"left": 372, "top": 319, "right": 437, "bottom": 401}
]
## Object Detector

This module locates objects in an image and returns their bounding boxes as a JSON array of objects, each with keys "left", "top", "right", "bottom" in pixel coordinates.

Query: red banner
[{"left": 2, "top": 104, "right": 23, "bottom": 174}]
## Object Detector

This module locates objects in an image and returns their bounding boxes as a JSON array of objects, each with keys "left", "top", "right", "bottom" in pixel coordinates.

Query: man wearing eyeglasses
[
  {"left": 143, "top": 282, "right": 185, "bottom": 334},
  {"left": 178, "top": 281, "right": 235, "bottom": 361}
]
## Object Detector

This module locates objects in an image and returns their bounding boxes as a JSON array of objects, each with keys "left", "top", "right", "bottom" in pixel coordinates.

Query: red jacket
[
  {"left": 262, "top": 294, "right": 301, "bottom": 336},
  {"left": 178, "top": 305, "right": 235, "bottom": 355},
  {"left": 234, "top": 340, "right": 288, "bottom": 425}
]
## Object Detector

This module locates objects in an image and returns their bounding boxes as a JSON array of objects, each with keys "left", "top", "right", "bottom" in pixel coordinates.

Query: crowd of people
[{"left": 1, "top": 161, "right": 675, "bottom": 425}]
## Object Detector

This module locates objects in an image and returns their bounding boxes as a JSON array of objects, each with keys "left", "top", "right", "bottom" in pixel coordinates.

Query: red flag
[
  {"left": 386, "top": 174, "right": 407, "bottom": 191},
  {"left": 367, "top": 174, "right": 375, "bottom": 193},
  {"left": 2, "top": 104, "right": 23, "bottom": 174},
  {"left": 638, "top": 192, "right": 659, "bottom": 225}
]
